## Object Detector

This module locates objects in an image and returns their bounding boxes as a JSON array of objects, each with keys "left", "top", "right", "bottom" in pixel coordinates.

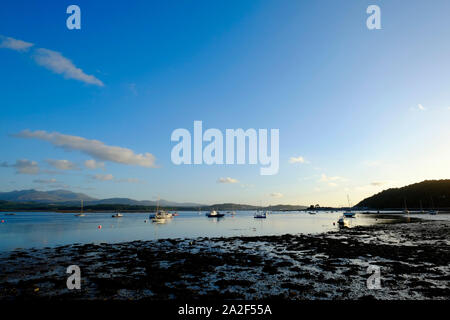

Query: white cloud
[
  {"left": 418, "top": 104, "right": 426, "bottom": 111},
  {"left": 14, "top": 130, "right": 157, "bottom": 167},
  {"left": 46, "top": 159, "right": 78, "bottom": 170},
  {"left": 91, "top": 174, "right": 114, "bottom": 181},
  {"left": 217, "top": 177, "right": 239, "bottom": 184},
  {"left": 270, "top": 192, "right": 283, "bottom": 198},
  {"left": 33, "top": 178, "right": 57, "bottom": 184},
  {"left": 319, "top": 174, "right": 345, "bottom": 182},
  {"left": 370, "top": 181, "right": 385, "bottom": 186},
  {"left": 289, "top": 156, "right": 306, "bottom": 164},
  {"left": 0, "top": 35, "right": 103, "bottom": 86},
  {"left": 1, "top": 159, "right": 39, "bottom": 175},
  {"left": 0, "top": 36, "right": 34, "bottom": 51},
  {"left": 319, "top": 173, "right": 346, "bottom": 187},
  {"left": 33, "top": 48, "right": 104, "bottom": 86},
  {"left": 84, "top": 159, "right": 105, "bottom": 169}
]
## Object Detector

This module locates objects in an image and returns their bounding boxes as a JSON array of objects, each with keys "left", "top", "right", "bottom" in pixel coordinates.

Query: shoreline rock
[{"left": 0, "top": 220, "right": 448, "bottom": 300}]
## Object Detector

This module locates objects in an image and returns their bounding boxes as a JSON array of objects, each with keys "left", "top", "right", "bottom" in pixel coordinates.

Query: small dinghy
[{"left": 338, "top": 217, "right": 350, "bottom": 228}]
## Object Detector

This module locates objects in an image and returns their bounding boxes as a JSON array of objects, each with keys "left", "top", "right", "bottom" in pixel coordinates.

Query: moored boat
[
  {"left": 206, "top": 210, "right": 225, "bottom": 218},
  {"left": 254, "top": 211, "right": 267, "bottom": 219},
  {"left": 151, "top": 210, "right": 173, "bottom": 222},
  {"left": 343, "top": 195, "right": 356, "bottom": 217},
  {"left": 75, "top": 200, "right": 86, "bottom": 217},
  {"left": 112, "top": 212, "right": 123, "bottom": 218},
  {"left": 343, "top": 211, "right": 355, "bottom": 218}
]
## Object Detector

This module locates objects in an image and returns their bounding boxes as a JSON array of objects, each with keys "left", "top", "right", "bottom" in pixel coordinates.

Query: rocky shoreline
[{"left": 0, "top": 219, "right": 449, "bottom": 300}]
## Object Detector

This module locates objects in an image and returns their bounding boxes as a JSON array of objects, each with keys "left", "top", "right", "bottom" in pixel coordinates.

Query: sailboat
[
  {"left": 428, "top": 196, "right": 438, "bottom": 215},
  {"left": 403, "top": 198, "right": 409, "bottom": 214},
  {"left": 74, "top": 200, "right": 86, "bottom": 217},
  {"left": 230, "top": 203, "right": 236, "bottom": 216},
  {"left": 150, "top": 198, "right": 173, "bottom": 222},
  {"left": 343, "top": 195, "right": 355, "bottom": 218},
  {"left": 419, "top": 200, "right": 425, "bottom": 214}
]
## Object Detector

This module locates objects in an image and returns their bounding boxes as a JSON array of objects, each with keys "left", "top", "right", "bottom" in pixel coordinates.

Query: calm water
[{"left": 0, "top": 210, "right": 444, "bottom": 251}]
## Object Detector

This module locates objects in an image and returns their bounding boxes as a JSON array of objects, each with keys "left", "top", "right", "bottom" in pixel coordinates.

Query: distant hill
[
  {"left": 0, "top": 189, "right": 308, "bottom": 212},
  {"left": 0, "top": 189, "right": 96, "bottom": 202},
  {"left": 90, "top": 198, "right": 203, "bottom": 207},
  {"left": 356, "top": 179, "right": 450, "bottom": 209},
  {"left": 0, "top": 189, "right": 205, "bottom": 207}
]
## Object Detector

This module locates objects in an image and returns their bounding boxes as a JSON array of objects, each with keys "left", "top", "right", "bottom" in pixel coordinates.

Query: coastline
[{"left": 0, "top": 219, "right": 448, "bottom": 301}]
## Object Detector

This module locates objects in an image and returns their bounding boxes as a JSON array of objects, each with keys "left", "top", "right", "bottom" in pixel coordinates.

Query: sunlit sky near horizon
[{"left": 1, "top": 0, "right": 450, "bottom": 206}]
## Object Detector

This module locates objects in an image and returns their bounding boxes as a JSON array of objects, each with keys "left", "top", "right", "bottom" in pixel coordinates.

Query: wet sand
[{"left": 0, "top": 219, "right": 448, "bottom": 301}]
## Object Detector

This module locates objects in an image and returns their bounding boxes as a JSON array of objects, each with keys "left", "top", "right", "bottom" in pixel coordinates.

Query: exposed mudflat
[{"left": 0, "top": 220, "right": 448, "bottom": 300}]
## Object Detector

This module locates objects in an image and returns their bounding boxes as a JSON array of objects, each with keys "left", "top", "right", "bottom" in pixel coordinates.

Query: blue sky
[{"left": 1, "top": 0, "right": 450, "bottom": 206}]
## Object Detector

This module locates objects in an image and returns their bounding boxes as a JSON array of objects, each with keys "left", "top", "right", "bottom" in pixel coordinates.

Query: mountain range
[{"left": 0, "top": 189, "right": 204, "bottom": 207}]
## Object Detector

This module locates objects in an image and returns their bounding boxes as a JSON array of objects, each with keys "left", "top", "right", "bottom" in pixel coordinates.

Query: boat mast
[{"left": 81, "top": 199, "right": 83, "bottom": 214}]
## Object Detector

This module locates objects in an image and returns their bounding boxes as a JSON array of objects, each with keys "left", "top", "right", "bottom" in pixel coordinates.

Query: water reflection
[{"left": 0, "top": 211, "right": 446, "bottom": 251}]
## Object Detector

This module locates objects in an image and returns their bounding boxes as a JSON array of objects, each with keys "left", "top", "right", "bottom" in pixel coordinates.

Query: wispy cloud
[
  {"left": 46, "top": 159, "right": 78, "bottom": 170},
  {"left": 33, "top": 178, "right": 57, "bottom": 184},
  {"left": 319, "top": 174, "right": 345, "bottom": 183},
  {"left": 91, "top": 173, "right": 114, "bottom": 181},
  {"left": 115, "top": 178, "right": 141, "bottom": 184},
  {"left": 128, "top": 83, "right": 138, "bottom": 96},
  {"left": 270, "top": 192, "right": 283, "bottom": 198},
  {"left": 319, "top": 173, "right": 345, "bottom": 187},
  {"left": 289, "top": 156, "right": 307, "bottom": 164},
  {"left": 417, "top": 104, "right": 426, "bottom": 111},
  {"left": 84, "top": 159, "right": 105, "bottom": 169},
  {"left": 0, "top": 35, "right": 103, "bottom": 86},
  {"left": 14, "top": 130, "right": 157, "bottom": 168},
  {"left": 370, "top": 181, "right": 386, "bottom": 186},
  {"left": 363, "top": 160, "right": 381, "bottom": 167},
  {"left": 217, "top": 177, "right": 239, "bottom": 184},
  {"left": 0, "top": 35, "right": 33, "bottom": 51},
  {"left": 1, "top": 159, "right": 39, "bottom": 174},
  {"left": 33, "top": 48, "right": 103, "bottom": 86},
  {"left": 90, "top": 174, "right": 140, "bottom": 183}
]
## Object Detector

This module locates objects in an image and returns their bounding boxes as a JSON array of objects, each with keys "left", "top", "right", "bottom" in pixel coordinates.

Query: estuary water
[{"left": 0, "top": 210, "right": 442, "bottom": 251}]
